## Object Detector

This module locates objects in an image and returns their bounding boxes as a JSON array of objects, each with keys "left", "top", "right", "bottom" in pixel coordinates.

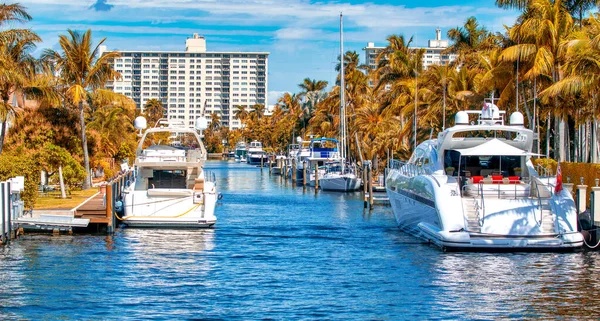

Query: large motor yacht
[
  {"left": 247, "top": 140, "right": 267, "bottom": 166},
  {"left": 120, "top": 117, "right": 217, "bottom": 228},
  {"left": 385, "top": 104, "right": 583, "bottom": 251}
]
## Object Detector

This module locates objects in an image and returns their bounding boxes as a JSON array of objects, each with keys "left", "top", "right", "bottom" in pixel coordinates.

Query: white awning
[{"left": 455, "top": 138, "right": 538, "bottom": 156}]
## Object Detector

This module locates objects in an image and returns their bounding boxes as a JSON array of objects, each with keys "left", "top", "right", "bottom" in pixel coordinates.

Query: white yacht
[
  {"left": 120, "top": 117, "right": 217, "bottom": 228},
  {"left": 247, "top": 140, "right": 267, "bottom": 166},
  {"left": 294, "top": 140, "right": 311, "bottom": 180},
  {"left": 385, "top": 105, "right": 583, "bottom": 251},
  {"left": 319, "top": 13, "right": 362, "bottom": 192},
  {"left": 306, "top": 137, "right": 342, "bottom": 186},
  {"left": 234, "top": 141, "right": 247, "bottom": 163}
]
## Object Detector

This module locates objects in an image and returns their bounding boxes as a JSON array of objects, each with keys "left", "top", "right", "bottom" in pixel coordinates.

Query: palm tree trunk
[
  {"left": 59, "top": 165, "right": 66, "bottom": 199},
  {"left": 546, "top": 113, "right": 551, "bottom": 159},
  {"left": 80, "top": 100, "right": 91, "bottom": 190},
  {"left": 0, "top": 120, "right": 6, "bottom": 155}
]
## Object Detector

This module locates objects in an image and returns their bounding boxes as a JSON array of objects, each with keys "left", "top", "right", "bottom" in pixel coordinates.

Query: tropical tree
[
  {"left": 500, "top": 0, "right": 574, "bottom": 161},
  {"left": 143, "top": 98, "right": 164, "bottom": 125},
  {"left": 41, "top": 29, "right": 121, "bottom": 189},
  {"left": 0, "top": 3, "right": 38, "bottom": 154},
  {"left": 233, "top": 105, "right": 249, "bottom": 126}
]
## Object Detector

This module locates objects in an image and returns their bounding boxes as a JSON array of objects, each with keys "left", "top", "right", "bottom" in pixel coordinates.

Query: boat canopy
[{"left": 455, "top": 138, "right": 540, "bottom": 156}]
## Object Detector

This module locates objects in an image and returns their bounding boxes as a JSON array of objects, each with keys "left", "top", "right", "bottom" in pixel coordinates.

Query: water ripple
[{"left": 1, "top": 161, "right": 600, "bottom": 320}]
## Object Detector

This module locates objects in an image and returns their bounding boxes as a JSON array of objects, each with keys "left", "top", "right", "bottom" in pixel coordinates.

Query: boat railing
[
  {"left": 388, "top": 159, "right": 433, "bottom": 177},
  {"left": 310, "top": 151, "right": 340, "bottom": 159}
]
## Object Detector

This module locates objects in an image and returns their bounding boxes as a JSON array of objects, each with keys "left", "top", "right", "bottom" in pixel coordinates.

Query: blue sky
[{"left": 18, "top": 0, "right": 519, "bottom": 105}]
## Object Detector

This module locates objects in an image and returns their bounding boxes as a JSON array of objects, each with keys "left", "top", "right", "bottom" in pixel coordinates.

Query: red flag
[{"left": 555, "top": 163, "right": 563, "bottom": 194}]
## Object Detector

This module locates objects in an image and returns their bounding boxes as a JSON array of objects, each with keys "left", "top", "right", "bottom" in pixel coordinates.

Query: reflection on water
[{"left": 1, "top": 160, "right": 600, "bottom": 320}]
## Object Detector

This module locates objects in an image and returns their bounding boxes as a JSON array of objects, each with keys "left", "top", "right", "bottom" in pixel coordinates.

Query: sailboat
[{"left": 319, "top": 13, "right": 362, "bottom": 192}]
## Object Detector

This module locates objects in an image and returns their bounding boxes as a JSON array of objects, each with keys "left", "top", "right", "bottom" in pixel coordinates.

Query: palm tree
[
  {"left": 233, "top": 105, "right": 249, "bottom": 126},
  {"left": 298, "top": 78, "right": 328, "bottom": 133},
  {"left": 208, "top": 112, "right": 221, "bottom": 131},
  {"left": 42, "top": 29, "right": 121, "bottom": 189},
  {"left": 0, "top": 3, "right": 39, "bottom": 155},
  {"left": 446, "top": 17, "right": 498, "bottom": 68},
  {"left": 143, "top": 98, "right": 164, "bottom": 125},
  {"left": 500, "top": 0, "right": 574, "bottom": 161},
  {"left": 251, "top": 103, "right": 266, "bottom": 119}
]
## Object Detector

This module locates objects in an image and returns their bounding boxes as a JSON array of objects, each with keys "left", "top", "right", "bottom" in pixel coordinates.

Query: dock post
[
  {"left": 292, "top": 158, "right": 297, "bottom": 183},
  {"left": 363, "top": 161, "right": 368, "bottom": 208},
  {"left": 303, "top": 161, "right": 307, "bottom": 186},
  {"left": 576, "top": 178, "right": 587, "bottom": 215},
  {"left": 315, "top": 164, "right": 319, "bottom": 190},
  {"left": 368, "top": 163, "right": 374, "bottom": 209},
  {"left": 7, "top": 182, "right": 11, "bottom": 241},
  {"left": 261, "top": 155, "right": 264, "bottom": 171},
  {"left": 269, "top": 155, "right": 273, "bottom": 175},
  {"left": 592, "top": 179, "right": 600, "bottom": 243},
  {"left": 1, "top": 183, "right": 5, "bottom": 244},
  {"left": 284, "top": 159, "right": 288, "bottom": 180},
  {"left": 106, "top": 183, "right": 114, "bottom": 234}
]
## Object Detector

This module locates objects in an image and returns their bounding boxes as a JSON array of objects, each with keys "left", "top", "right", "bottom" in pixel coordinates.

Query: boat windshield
[{"left": 142, "top": 132, "right": 201, "bottom": 150}]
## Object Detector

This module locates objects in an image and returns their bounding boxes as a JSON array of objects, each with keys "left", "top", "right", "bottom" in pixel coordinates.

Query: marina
[
  {"left": 3, "top": 1, "right": 600, "bottom": 319},
  {"left": 1, "top": 161, "right": 600, "bottom": 319}
]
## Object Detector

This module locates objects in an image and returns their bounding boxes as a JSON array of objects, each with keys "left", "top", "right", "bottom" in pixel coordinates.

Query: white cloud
[{"left": 267, "top": 90, "right": 288, "bottom": 109}]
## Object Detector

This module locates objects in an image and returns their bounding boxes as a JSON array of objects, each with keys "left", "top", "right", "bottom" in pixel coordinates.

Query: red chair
[
  {"left": 508, "top": 176, "right": 520, "bottom": 184},
  {"left": 472, "top": 176, "right": 484, "bottom": 184},
  {"left": 492, "top": 175, "right": 503, "bottom": 184}
]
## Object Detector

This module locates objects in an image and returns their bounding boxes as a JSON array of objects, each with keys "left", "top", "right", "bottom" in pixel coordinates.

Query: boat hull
[
  {"left": 248, "top": 156, "right": 265, "bottom": 165},
  {"left": 385, "top": 183, "right": 584, "bottom": 251},
  {"left": 122, "top": 183, "right": 217, "bottom": 229},
  {"left": 320, "top": 175, "right": 361, "bottom": 191}
]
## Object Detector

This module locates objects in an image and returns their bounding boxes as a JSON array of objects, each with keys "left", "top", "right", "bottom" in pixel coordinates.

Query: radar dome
[
  {"left": 134, "top": 116, "right": 147, "bottom": 130},
  {"left": 510, "top": 111, "right": 524, "bottom": 127},
  {"left": 195, "top": 117, "right": 208, "bottom": 131},
  {"left": 455, "top": 111, "right": 468, "bottom": 125},
  {"left": 296, "top": 137, "right": 303, "bottom": 144}
]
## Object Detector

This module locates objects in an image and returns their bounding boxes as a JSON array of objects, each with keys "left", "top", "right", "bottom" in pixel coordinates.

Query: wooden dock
[
  {"left": 74, "top": 192, "right": 110, "bottom": 224},
  {"left": 12, "top": 170, "right": 133, "bottom": 236}
]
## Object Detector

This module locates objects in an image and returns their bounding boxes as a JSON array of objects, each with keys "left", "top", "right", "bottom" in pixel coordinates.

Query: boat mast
[{"left": 340, "top": 12, "right": 346, "bottom": 173}]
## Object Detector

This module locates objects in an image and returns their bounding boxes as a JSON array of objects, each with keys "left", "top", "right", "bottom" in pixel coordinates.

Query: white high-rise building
[
  {"left": 104, "top": 34, "right": 269, "bottom": 129},
  {"left": 363, "top": 28, "right": 457, "bottom": 71}
]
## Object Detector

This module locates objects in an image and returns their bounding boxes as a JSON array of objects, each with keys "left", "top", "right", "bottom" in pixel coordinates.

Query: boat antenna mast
[{"left": 340, "top": 12, "right": 346, "bottom": 173}]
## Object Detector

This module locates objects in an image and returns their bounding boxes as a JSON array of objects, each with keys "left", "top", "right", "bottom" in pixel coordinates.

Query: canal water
[{"left": 1, "top": 160, "right": 600, "bottom": 320}]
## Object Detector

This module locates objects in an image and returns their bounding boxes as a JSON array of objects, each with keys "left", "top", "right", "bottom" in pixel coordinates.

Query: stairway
[
  {"left": 462, "top": 198, "right": 481, "bottom": 233},
  {"left": 539, "top": 203, "right": 556, "bottom": 234}
]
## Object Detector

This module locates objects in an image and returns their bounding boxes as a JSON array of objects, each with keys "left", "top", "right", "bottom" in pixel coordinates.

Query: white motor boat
[
  {"left": 121, "top": 117, "right": 217, "bottom": 228},
  {"left": 320, "top": 162, "right": 361, "bottom": 191},
  {"left": 247, "top": 140, "right": 267, "bottom": 166},
  {"left": 306, "top": 137, "right": 342, "bottom": 187},
  {"left": 234, "top": 141, "right": 247, "bottom": 163},
  {"left": 385, "top": 105, "right": 584, "bottom": 251}
]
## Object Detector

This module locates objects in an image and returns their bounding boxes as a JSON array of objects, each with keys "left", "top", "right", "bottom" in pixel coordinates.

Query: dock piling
[
  {"left": 315, "top": 165, "right": 319, "bottom": 190},
  {"left": 303, "top": 161, "right": 307, "bottom": 186},
  {"left": 368, "top": 163, "right": 373, "bottom": 209},
  {"left": 363, "top": 161, "right": 369, "bottom": 208},
  {"left": 1, "top": 183, "right": 5, "bottom": 244},
  {"left": 292, "top": 158, "right": 297, "bottom": 183}
]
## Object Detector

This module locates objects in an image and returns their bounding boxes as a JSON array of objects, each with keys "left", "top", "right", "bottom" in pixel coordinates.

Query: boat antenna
[
  {"left": 442, "top": 65, "right": 446, "bottom": 130},
  {"left": 414, "top": 32, "right": 418, "bottom": 151},
  {"left": 516, "top": 36, "right": 519, "bottom": 112},
  {"left": 340, "top": 12, "right": 346, "bottom": 173}
]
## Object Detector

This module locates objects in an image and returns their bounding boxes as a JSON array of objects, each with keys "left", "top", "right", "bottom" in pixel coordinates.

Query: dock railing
[{"left": 1, "top": 177, "right": 24, "bottom": 244}]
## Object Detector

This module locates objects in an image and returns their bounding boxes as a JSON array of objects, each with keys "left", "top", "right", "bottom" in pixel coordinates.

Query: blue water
[{"left": 1, "top": 161, "right": 600, "bottom": 320}]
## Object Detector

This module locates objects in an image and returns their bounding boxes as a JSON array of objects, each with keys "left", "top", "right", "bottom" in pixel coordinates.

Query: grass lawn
[{"left": 34, "top": 188, "right": 100, "bottom": 210}]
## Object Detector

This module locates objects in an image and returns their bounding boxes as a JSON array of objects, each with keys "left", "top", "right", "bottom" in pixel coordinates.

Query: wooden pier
[{"left": 13, "top": 170, "right": 133, "bottom": 236}]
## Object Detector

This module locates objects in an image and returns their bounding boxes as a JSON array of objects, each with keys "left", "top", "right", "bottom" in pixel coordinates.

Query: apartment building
[
  {"left": 104, "top": 34, "right": 269, "bottom": 129},
  {"left": 362, "top": 28, "right": 457, "bottom": 71}
]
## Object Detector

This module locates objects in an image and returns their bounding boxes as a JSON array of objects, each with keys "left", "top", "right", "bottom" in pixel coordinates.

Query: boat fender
[
  {"left": 115, "top": 200, "right": 124, "bottom": 214},
  {"left": 218, "top": 193, "right": 223, "bottom": 200}
]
